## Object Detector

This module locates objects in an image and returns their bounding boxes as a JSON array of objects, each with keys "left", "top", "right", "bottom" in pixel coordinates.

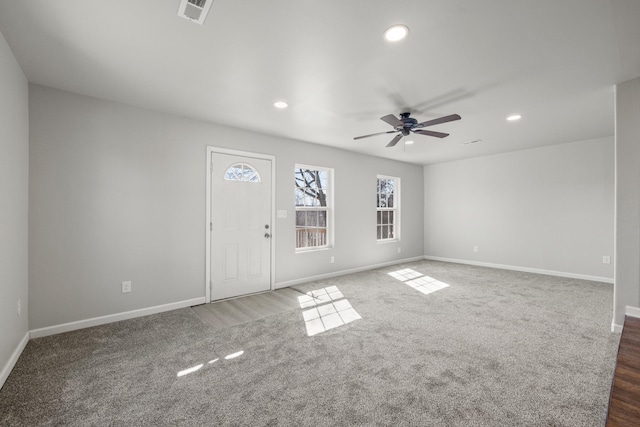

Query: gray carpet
[{"left": 0, "top": 260, "right": 619, "bottom": 426}]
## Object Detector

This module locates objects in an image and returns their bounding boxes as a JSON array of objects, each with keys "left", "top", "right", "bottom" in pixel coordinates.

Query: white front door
[{"left": 210, "top": 152, "right": 272, "bottom": 300}]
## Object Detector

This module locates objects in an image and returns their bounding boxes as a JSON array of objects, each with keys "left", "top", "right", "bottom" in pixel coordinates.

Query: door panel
[
  {"left": 211, "top": 153, "right": 272, "bottom": 300},
  {"left": 248, "top": 242, "right": 261, "bottom": 278},
  {"left": 224, "top": 244, "right": 238, "bottom": 280}
]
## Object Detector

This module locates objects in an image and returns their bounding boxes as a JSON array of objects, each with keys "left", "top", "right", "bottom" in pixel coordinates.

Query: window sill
[
  {"left": 295, "top": 246, "right": 331, "bottom": 254},
  {"left": 377, "top": 239, "right": 400, "bottom": 244}
]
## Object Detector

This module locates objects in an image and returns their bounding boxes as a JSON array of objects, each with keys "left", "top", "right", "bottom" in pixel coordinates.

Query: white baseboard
[
  {"left": 612, "top": 307, "right": 640, "bottom": 333},
  {"left": 1, "top": 331, "right": 29, "bottom": 390},
  {"left": 611, "top": 321, "right": 623, "bottom": 334},
  {"left": 275, "top": 256, "right": 425, "bottom": 288},
  {"left": 423, "top": 256, "right": 614, "bottom": 284},
  {"left": 626, "top": 306, "right": 640, "bottom": 319},
  {"left": 30, "top": 297, "right": 206, "bottom": 339}
]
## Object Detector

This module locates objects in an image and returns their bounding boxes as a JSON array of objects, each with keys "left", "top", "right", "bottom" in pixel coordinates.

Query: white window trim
[
  {"left": 295, "top": 164, "right": 334, "bottom": 253},
  {"left": 376, "top": 175, "right": 400, "bottom": 243}
]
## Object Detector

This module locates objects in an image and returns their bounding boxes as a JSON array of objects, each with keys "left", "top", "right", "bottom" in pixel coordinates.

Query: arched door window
[{"left": 224, "top": 163, "right": 261, "bottom": 182}]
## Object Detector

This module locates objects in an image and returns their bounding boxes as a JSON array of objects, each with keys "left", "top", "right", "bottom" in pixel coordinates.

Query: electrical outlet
[
  {"left": 17, "top": 299, "right": 21, "bottom": 317},
  {"left": 473, "top": 246, "right": 479, "bottom": 253},
  {"left": 122, "top": 281, "right": 132, "bottom": 293},
  {"left": 330, "top": 256, "right": 335, "bottom": 264},
  {"left": 603, "top": 256, "right": 611, "bottom": 264},
  {"left": 398, "top": 247, "right": 402, "bottom": 253}
]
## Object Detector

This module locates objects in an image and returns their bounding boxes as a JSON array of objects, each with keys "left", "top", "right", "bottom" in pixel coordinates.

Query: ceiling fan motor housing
[{"left": 400, "top": 113, "right": 417, "bottom": 134}]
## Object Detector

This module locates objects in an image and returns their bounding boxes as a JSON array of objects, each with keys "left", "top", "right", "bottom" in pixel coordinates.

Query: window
[
  {"left": 224, "top": 163, "right": 260, "bottom": 182},
  {"left": 295, "top": 166, "right": 332, "bottom": 250},
  {"left": 377, "top": 176, "right": 399, "bottom": 241}
]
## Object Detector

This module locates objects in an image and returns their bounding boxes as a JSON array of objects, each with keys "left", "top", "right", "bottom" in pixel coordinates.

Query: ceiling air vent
[{"left": 178, "top": 0, "right": 214, "bottom": 25}]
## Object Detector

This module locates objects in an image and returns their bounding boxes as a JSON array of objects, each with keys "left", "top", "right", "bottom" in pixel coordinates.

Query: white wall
[
  {"left": 424, "top": 137, "right": 614, "bottom": 280},
  {"left": 0, "top": 30, "right": 29, "bottom": 386},
  {"left": 613, "top": 76, "right": 640, "bottom": 329},
  {"left": 28, "top": 84, "right": 424, "bottom": 330}
]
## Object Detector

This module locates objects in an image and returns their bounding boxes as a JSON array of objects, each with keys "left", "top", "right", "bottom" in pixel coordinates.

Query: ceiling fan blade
[
  {"left": 415, "top": 114, "right": 461, "bottom": 128},
  {"left": 354, "top": 130, "right": 397, "bottom": 140},
  {"left": 380, "top": 114, "right": 404, "bottom": 128},
  {"left": 386, "top": 134, "right": 403, "bottom": 147},
  {"left": 413, "top": 129, "right": 450, "bottom": 138}
]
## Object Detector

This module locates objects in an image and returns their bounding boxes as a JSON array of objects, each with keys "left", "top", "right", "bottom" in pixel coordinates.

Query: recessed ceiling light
[
  {"left": 405, "top": 139, "right": 415, "bottom": 145},
  {"left": 384, "top": 25, "right": 409, "bottom": 42},
  {"left": 507, "top": 114, "right": 522, "bottom": 121},
  {"left": 274, "top": 101, "right": 288, "bottom": 109}
]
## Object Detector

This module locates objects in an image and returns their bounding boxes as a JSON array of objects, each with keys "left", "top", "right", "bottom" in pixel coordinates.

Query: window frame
[
  {"left": 376, "top": 175, "right": 400, "bottom": 243},
  {"left": 294, "top": 164, "right": 334, "bottom": 252}
]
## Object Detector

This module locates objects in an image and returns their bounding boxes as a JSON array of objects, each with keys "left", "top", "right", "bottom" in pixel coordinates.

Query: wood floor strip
[
  {"left": 606, "top": 315, "right": 640, "bottom": 426},
  {"left": 191, "top": 288, "right": 302, "bottom": 330}
]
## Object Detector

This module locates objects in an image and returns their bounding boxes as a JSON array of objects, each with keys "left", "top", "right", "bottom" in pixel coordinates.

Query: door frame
[{"left": 205, "top": 146, "right": 276, "bottom": 303}]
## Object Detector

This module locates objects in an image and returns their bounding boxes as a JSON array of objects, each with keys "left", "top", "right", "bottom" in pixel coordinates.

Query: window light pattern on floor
[
  {"left": 176, "top": 350, "right": 243, "bottom": 378},
  {"left": 388, "top": 268, "right": 450, "bottom": 295},
  {"left": 297, "top": 286, "right": 361, "bottom": 336}
]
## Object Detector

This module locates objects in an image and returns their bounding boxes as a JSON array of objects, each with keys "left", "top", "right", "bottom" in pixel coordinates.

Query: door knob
[{"left": 264, "top": 233, "right": 271, "bottom": 239}]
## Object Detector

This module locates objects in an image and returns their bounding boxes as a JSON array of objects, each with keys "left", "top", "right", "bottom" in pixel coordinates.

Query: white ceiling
[{"left": 1, "top": 0, "right": 639, "bottom": 165}]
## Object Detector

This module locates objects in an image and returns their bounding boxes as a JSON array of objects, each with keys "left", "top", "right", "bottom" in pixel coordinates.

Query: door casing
[{"left": 205, "top": 146, "right": 276, "bottom": 303}]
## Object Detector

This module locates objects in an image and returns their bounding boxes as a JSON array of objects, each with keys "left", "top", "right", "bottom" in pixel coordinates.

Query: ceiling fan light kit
[{"left": 354, "top": 112, "right": 461, "bottom": 148}]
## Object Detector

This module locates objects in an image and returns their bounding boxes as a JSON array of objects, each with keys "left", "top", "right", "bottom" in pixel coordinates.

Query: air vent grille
[{"left": 178, "top": 0, "right": 213, "bottom": 25}]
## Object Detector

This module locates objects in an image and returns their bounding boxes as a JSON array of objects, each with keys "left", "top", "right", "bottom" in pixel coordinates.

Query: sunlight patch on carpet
[
  {"left": 177, "top": 364, "right": 204, "bottom": 377},
  {"left": 225, "top": 351, "right": 244, "bottom": 360},
  {"left": 298, "top": 286, "right": 361, "bottom": 336},
  {"left": 297, "top": 286, "right": 344, "bottom": 308},
  {"left": 388, "top": 268, "right": 450, "bottom": 295},
  {"left": 177, "top": 351, "right": 244, "bottom": 377}
]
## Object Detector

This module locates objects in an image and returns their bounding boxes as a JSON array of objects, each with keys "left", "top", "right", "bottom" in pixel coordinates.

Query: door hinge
[
  {"left": 210, "top": 222, "right": 212, "bottom": 231},
  {"left": 210, "top": 162, "right": 213, "bottom": 173}
]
